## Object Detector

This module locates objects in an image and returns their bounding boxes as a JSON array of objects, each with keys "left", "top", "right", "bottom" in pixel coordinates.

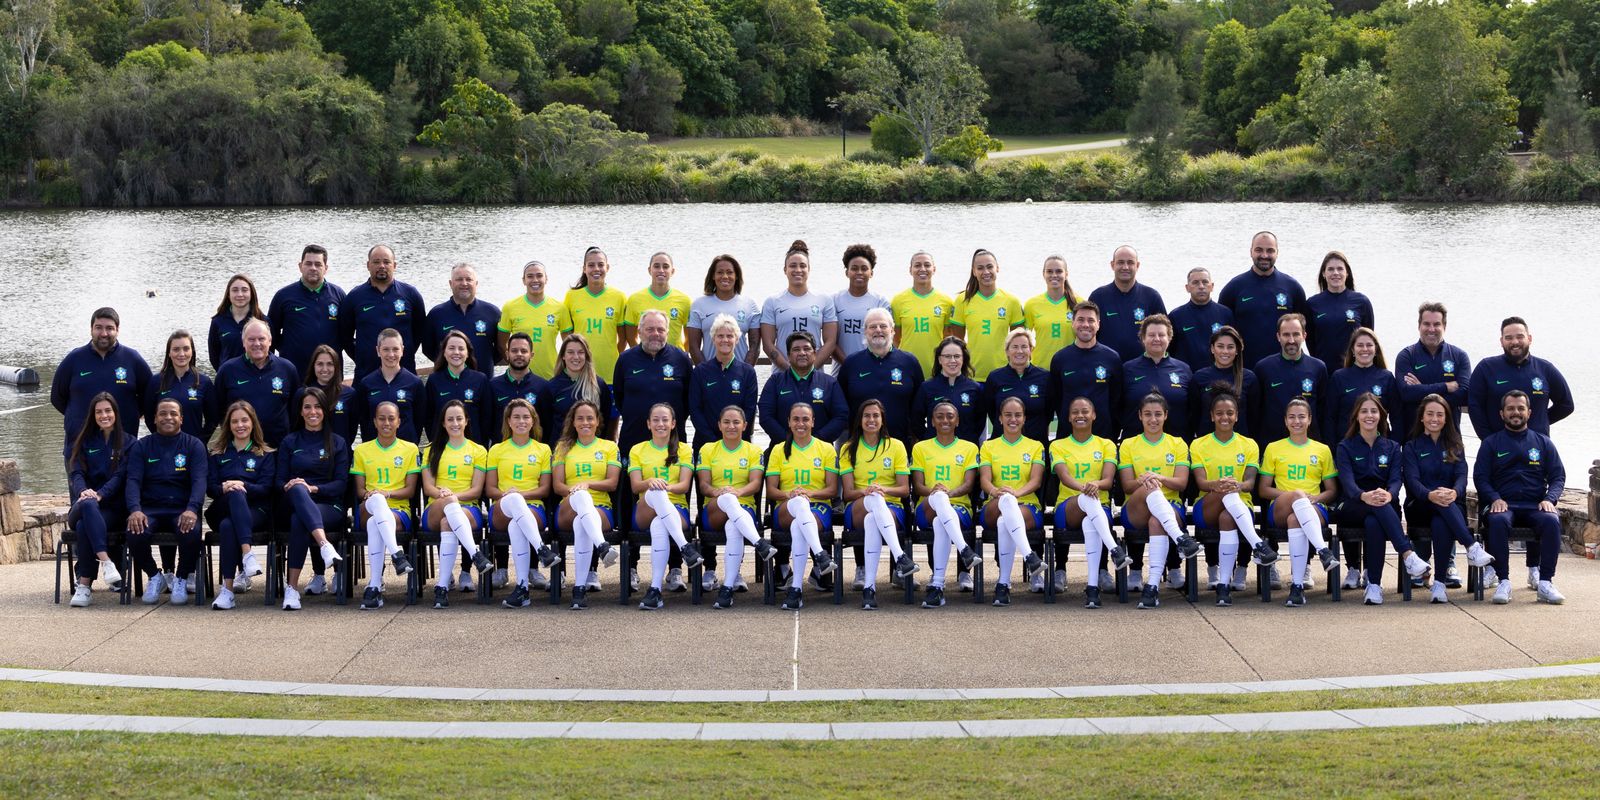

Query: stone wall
[{"left": 0, "top": 460, "right": 67, "bottom": 565}]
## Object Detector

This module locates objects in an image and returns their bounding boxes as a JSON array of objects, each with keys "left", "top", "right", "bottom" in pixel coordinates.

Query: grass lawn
[
  {"left": 2, "top": 720, "right": 1596, "bottom": 797},
  {"left": 3, "top": 675, "right": 1600, "bottom": 725},
  {"left": 655, "top": 132, "right": 1122, "bottom": 159}
]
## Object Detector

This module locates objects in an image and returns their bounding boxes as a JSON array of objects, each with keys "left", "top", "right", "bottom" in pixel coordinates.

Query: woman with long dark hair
[
  {"left": 65, "top": 393, "right": 132, "bottom": 607},
  {"left": 628, "top": 403, "right": 703, "bottom": 610},
  {"left": 839, "top": 398, "right": 917, "bottom": 609},
  {"left": 205, "top": 401, "right": 275, "bottom": 609},
  {"left": 421, "top": 400, "right": 495, "bottom": 608},
  {"left": 277, "top": 387, "right": 360, "bottom": 611},
  {"left": 209, "top": 273, "right": 268, "bottom": 370},
  {"left": 553, "top": 400, "right": 623, "bottom": 610}
]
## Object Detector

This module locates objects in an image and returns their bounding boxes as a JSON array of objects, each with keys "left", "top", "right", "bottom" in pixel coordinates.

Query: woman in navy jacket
[
  {"left": 1334, "top": 393, "right": 1429, "bottom": 605},
  {"left": 1402, "top": 393, "right": 1495, "bottom": 600},
  {"left": 205, "top": 401, "right": 277, "bottom": 609},
  {"left": 275, "top": 388, "right": 356, "bottom": 609},
  {"left": 65, "top": 393, "right": 133, "bottom": 607}
]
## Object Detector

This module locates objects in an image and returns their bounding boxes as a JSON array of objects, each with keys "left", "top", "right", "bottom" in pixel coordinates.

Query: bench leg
[
  {"left": 972, "top": 536, "right": 985, "bottom": 605},
  {"left": 833, "top": 539, "right": 845, "bottom": 606},
  {"left": 1116, "top": 563, "right": 1129, "bottom": 604},
  {"left": 1042, "top": 540, "right": 1056, "bottom": 605},
  {"left": 1258, "top": 564, "right": 1271, "bottom": 603},
  {"left": 1185, "top": 556, "right": 1198, "bottom": 603}
]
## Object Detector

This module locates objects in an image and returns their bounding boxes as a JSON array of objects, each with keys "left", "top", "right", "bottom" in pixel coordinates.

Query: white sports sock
[
  {"left": 1218, "top": 529, "right": 1240, "bottom": 584},
  {"left": 1221, "top": 493, "right": 1261, "bottom": 546},
  {"left": 723, "top": 528, "right": 744, "bottom": 589},
  {"left": 786, "top": 496, "right": 824, "bottom": 556},
  {"left": 366, "top": 538, "right": 385, "bottom": 590},
  {"left": 996, "top": 512, "right": 1016, "bottom": 585},
  {"left": 1077, "top": 494, "right": 1118, "bottom": 551},
  {"left": 931, "top": 517, "right": 952, "bottom": 584},
  {"left": 442, "top": 502, "right": 479, "bottom": 556},
  {"left": 569, "top": 490, "right": 603, "bottom": 571},
  {"left": 1291, "top": 497, "right": 1328, "bottom": 550},
  {"left": 649, "top": 518, "right": 670, "bottom": 590},
  {"left": 864, "top": 493, "right": 905, "bottom": 559},
  {"left": 508, "top": 533, "right": 531, "bottom": 587},
  {"left": 439, "top": 529, "right": 460, "bottom": 588},
  {"left": 645, "top": 489, "right": 688, "bottom": 547},
  {"left": 1147, "top": 533, "right": 1170, "bottom": 586},
  {"left": 364, "top": 494, "right": 401, "bottom": 555},
  {"left": 717, "top": 493, "right": 760, "bottom": 545},
  {"left": 997, "top": 494, "right": 1032, "bottom": 557},
  {"left": 1144, "top": 491, "right": 1184, "bottom": 541},
  {"left": 1287, "top": 528, "right": 1309, "bottom": 585},
  {"left": 929, "top": 491, "right": 968, "bottom": 552}
]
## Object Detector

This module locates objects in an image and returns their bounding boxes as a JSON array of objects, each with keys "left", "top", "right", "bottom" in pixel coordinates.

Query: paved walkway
[
  {"left": 6, "top": 557, "right": 1597, "bottom": 691},
  {"left": 989, "top": 139, "right": 1126, "bottom": 159}
]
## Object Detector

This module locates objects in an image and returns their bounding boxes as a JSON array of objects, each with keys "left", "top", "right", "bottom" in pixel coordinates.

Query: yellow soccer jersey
[
  {"left": 891, "top": 288, "right": 955, "bottom": 377},
  {"left": 765, "top": 438, "right": 839, "bottom": 494},
  {"left": 910, "top": 437, "right": 980, "bottom": 510},
  {"left": 555, "top": 437, "right": 621, "bottom": 508},
  {"left": 624, "top": 287, "right": 692, "bottom": 347},
  {"left": 1117, "top": 433, "right": 1190, "bottom": 502},
  {"left": 839, "top": 438, "right": 910, "bottom": 491},
  {"left": 1260, "top": 438, "right": 1337, "bottom": 495},
  {"left": 1048, "top": 435, "right": 1117, "bottom": 501},
  {"left": 351, "top": 438, "right": 422, "bottom": 512},
  {"left": 486, "top": 438, "right": 552, "bottom": 493},
  {"left": 1189, "top": 432, "right": 1259, "bottom": 504},
  {"left": 628, "top": 440, "right": 695, "bottom": 507},
  {"left": 430, "top": 439, "right": 488, "bottom": 494},
  {"left": 1024, "top": 293, "right": 1075, "bottom": 369},
  {"left": 498, "top": 295, "right": 572, "bottom": 379},
  {"left": 950, "top": 289, "right": 1024, "bottom": 376},
  {"left": 697, "top": 439, "right": 763, "bottom": 510},
  {"left": 563, "top": 286, "right": 627, "bottom": 382},
  {"left": 980, "top": 434, "right": 1044, "bottom": 507}
]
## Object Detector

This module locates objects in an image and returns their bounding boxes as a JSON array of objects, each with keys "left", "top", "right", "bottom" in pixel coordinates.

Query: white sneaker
[
  {"left": 629, "top": 569, "right": 640, "bottom": 591},
  {"left": 1429, "top": 581, "right": 1448, "bottom": 604},
  {"left": 1230, "top": 565, "right": 1247, "bottom": 591},
  {"left": 170, "top": 577, "right": 189, "bottom": 605},
  {"left": 852, "top": 567, "right": 866, "bottom": 591},
  {"left": 1100, "top": 569, "right": 1115, "bottom": 588},
  {"left": 241, "top": 550, "right": 262, "bottom": 578},
  {"left": 528, "top": 569, "right": 550, "bottom": 590},
  {"left": 319, "top": 541, "right": 341, "bottom": 565},
  {"left": 1466, "top": 543, "right": 1494, "bottom": 568},
  {"left": 458, "top": 571, "right": 475, "bottom": 592},
  {"left": 1268, "top": 566, "right": 1283, "bottom": 589},
  {"left": 1165, "top": 567, "right": 1186, "bottom": 590},
  {"left": 957, "top": 571, "right": 974, "bottom": 592},
  {"left": 70, "top": 585, "right": 91, "bottom": 607},
  {"left": 492, "top": 568, "right": 508, "bottom": 589},
  {"left": 1363, "top": 584, "right": 1383, "bottom": 605},
  {"left": 1404, "top": 552, "right": 1432, "bottom": 580},
  {"left": 305, "top": 574, "right": 328, "bottom": 595},
  {"left": 282, "top": 584, "right": 302, "bottom": 610},
  {"left": 163, "top": 572, "right": 177, "bottom": 592},
  {"left": 1536, "top": 581, "right": 1565, "bottom": 605},
  {"left": 586, "top": 571, "right": 602, "bottom": 592},
  {"left": 734, "top": 577, "right": 749, "bottom": 592},
  {"left": 1482, "top": 568, "right": 1500, "bottom": 589},
  {"left": 212, "top": 587, "right": 235, "bottom": 610},
  {"left": 98, "top": 559, "right": 123, "bottom": 590},
  {"left": 1342, "top": 570, "right": 1362, "bottom": 590},
  {"left": 665, "top": 568, "right": 687, "bottom": 593},
  {"left": 1492, "top": 581, "right": 1512, "bottom": 604},
  {"left": 232, "top": 572, "right": 253, "bottom": 593},
  {"left": 1206, "top": 565, "right": 1220, "bottom": 589},
  {"left": 141, "top": 572, "right": 168, "bottom": 604},
  {"left": 1527, "top": 566, "right": 1540, "bottom": 590},
  {"left": 701, "top": 571, "right": 718, "bottom": 592},
  {"left": 1053, "top": 569, "right": 1067, "bottom": 593}
]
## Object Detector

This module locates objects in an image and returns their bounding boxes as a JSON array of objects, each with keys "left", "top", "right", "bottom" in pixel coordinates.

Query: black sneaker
[
  {"left": 1138, "top": 584, "right": 1160, "bottom": 609},
  {"left": 569, "top": 585, "right": 588, "bottom": 610},
  {"left": 754, "top": 539, "right": 775, "bottom": 562},
  {"left": 1250, "top": 541, "right": 1278, "bottom": 565},
  {"left": 680, "top": 543, "right": 705, "bottom": 570},
  {"left": 472, "top": 550, "right": 495, "bottom": 575},
  {"left": 432, "top": 585, "right": 449, "bottom": 609},
  {"left": 391, "top": 551, "right": 413, "bottom": 576},
  {"left": 713, "top": 586, "right": 734, "bottom": 609},
  {"left": 503, "top": 584, "right": 531, "bottom": 608},
  {"left": 638, "top": 587, "right": 664, "bottom": 610},
  {"left": 782, "top": 587, "right": 804, "bottom": 610},
  {"left": 595, "top": 542, "right": 619, "bottom": 568},
  {"left": 1109, "top": 544, "right": 1133, "bottom": 571},
  {"left": 992, "top": 583, "right": 1011, "bottom": 607},
  {"left": 1175, "top": 535, "right": 1200, "bottom": 560},
  {"left": 861, "top": 587, "right": 878, "bottom": 610},
  {"left": 957, "top": 546, "right": 980, "bottom": 572},
  {"left": 1022, "top": 553, "right": 1045, "bottom": 581},
  {"left": 812, "top": 551, "right": 836, "bottom": 577},
  {"left": 536, "top": 545, "right": 562, "bottom": 568},
  {"left": 777, "top": 564, "right": 793, "bottom": 585},
  {"left": 893, "top": 553, "right": 919, "bottom": 578},
  {"left": 1285, "top": 583, "right": 1307, "bottom": 607},
  {"left": 1316, "top": 547, "right": 1339, "bottom": 572},
  {"left": 1084, "top": 586, "right": 1102, "bottom": 609},
  {"left": 361, "top": 586, "right": 384, "bottom": 609},
  {"left": 921, "top": 586, "right": 946, "bottom": 608},
  {"left": 1216, "top": 584, "right": 1232, "bottom": 607}
]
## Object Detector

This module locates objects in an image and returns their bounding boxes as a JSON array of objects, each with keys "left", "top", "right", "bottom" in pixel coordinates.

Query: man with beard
[
  {"left": 1467, "top": 316, "right": 1574, "bottom": 439},
  {"left": 340, "top": 244, "right": 427, "bottom": 379},
  {"left": 54, "top": 307, "right": 152, "bottom": 444},
  {"left": 1219, "top": 231, "right": 1308, "bottom": 369},
  {"left": 1475, "top": 391, "right": 1568, "bottom": 605},
  {"left": 490, "top": 333, "right": 547, "bottom": 442},
  {"left": 839, "top": 308, "right": 923, "bottom": 444},
  {"left": 1253, "top": 314, "right": 1328, "bottom": 444}
]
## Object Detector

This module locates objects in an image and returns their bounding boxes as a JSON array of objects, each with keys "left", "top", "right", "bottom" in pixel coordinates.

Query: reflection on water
[{"left": 2, "top": 203, "right": 1595, "bottom": 492}]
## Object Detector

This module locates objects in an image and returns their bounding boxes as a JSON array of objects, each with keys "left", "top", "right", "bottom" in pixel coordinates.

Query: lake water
[{"left": 1, "top": 202, "right": 1594, "bottom": 492}]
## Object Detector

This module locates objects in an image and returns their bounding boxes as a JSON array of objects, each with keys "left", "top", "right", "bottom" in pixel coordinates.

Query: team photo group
[{"left": 49, "top": 231, "right": 1575, "bottom": 615}]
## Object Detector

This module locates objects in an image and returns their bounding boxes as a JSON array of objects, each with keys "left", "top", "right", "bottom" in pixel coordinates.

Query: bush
[
  {"left": 869, "top": 114, "right": 920, "bottom": 160},
  {"left": 931, "top": 125, "right": 1003, "bottom": 169},
  {"left": 673, "top": 114, "right": 828, "bottom": 138},
  {"left": 846, "top": 149, "right": 902, "bottom": 166}
]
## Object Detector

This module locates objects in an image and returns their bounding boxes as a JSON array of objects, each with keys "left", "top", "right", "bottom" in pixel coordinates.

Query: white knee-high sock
[
  {"left": 1078, "top": 494, "right": 1118, "bottom": 551},
  {"left": 1218, "top": 528, "right": 1240, "bottom": 585},
  {"left": 929, "top": 491, "right": 968, "bottom": 552},
  {"left": 996, "top": 510, "right": 1016, "bottom": 585},
  {"left": 717, "top": 493, "right": 760, "bottom": 545},
  {"left": 500, "top": 494, "right": 544, "bottom": 586},
  {"left": 1147, "top": 532, "right": 1170, "bottom": 586},
  {"left": 645, "top": 489, "right": 688, "bottom": 547},
  {"left": 649, "top": 518, "right": 670, "bottom": 589},
  {"left": 439, "top": 531, "right": 461, "bottom": 588},
  {"left": 1291, "top": 498, "right": 1328, "bottom": 550},
  {"left": 1288, "top": 528, "right": 1309, "bottom": 585},
  {"left": 997, "top": 494, "right": 1032, "bottom": 557},
  {"left": 864, "top": 493, "right": 904, "bottom": 559},
  {"left": 443, "top": 502, "right": 480, "bottom": 556},
  {"left": 723, "top": 527, "right": 745, "bottom": 589},
  {"left": 786, "top": 496, "right": 824, "bottom": 555},
  {"left": 366, "top": 534, "right": 386, "bottom": 590},
  {"left": 364, "top": 494, "right": 400, "bottom": 555},
  {"left": 1221, "top": 493, "right": 1261, "bottom": 546},
  {"left": 569, "top": 490, "right": 604, "bottom": 573},
  {"left": 1144, "top": 492, "right": 1184, "bottom": 541}
]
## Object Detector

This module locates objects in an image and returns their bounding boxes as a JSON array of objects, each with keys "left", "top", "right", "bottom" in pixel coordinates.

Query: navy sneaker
[
  {"left": 957, "top": 546, "right": 980, "bottom": 572},
  {"left": 713, "top": 585, "right": 734, "bottom": 609},
  {"left": 1316, "top": 547, "right": 1339, "bottom": 573},
  {"left": 754, "top": 539, "right": 776, "bottom": 562},
  {"left": 1175, "top": 535, "right": 1200, "bottom": 560},
  {"left": 861, "top": 587, "right": 878, "bottom": 610},
  {"left": 432, "top": 585, "right": 449, "bottom": 609},
  {"left": 569, "top": 585, "right": 588, "bottom": 610},
  {"left": 1138, "top": 583, "right": 1160, "bottom": 609},
  {"left": 1216, "top": 584, "right": 1232, "bottom": 607},
  {"left": 502, "top": 584, "right": 531, "bottom": 608},
  {"left": 536, "top": 545, "right": 562, "bottom": 568},
  {"left": 391, "top": 551, "right": 413, "bottom": 576},
  {"left": 782, "top": 587, "right": 804, "bottom": 610},
  {"left": 1084, "top": 585, "right": 1102, "bottom": 609},
  {"left": 361, "top": 586, "right": 384, "bottom": 610},
  {"left": 638, "top": 587, "right": 664, "bottom": 610},
  {"left": 1022, "top": 553, "right": 1045, "bottom": 581},
  {"left": 992, "top": 583, "right": 1011, "bottom": 607},
  {"left": 921, "top": 586, "right": 946, "bottom": 608},
  {"left": 1109, "top": 544, "right": 1133, "bottom": 571},
  {"left": 1286, "top": 583, "right": 1307, "bottom": 607},
  {"left": 680, "top": 543, "right": 705, "bottom": 570},
  {"left": 1250, "top": 541, "right": 1278, "bottom": 565},
  {"left": 893, "top": 553, "right": 919, "bottom": 578}
]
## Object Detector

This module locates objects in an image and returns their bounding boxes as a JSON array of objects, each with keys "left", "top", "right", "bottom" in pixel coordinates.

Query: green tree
[
  {"left": 599, "top": 40, "right": 681, "bottom": 135},
  {"left": 1, "top": 0, "right": 61, "bottom": 100},
  {"left": 1532, "top": 57, "right": 1594, "bottom": 164},
  {"left": 1198, "top": 19, "right": 1252, "bottom": 144},
  {"left": 417, "top": 76, "right": 523, "bottom": 160},
  {"left": 1125, "top": 53, "right": 1184, "bottom": 184},
  {"left": 867, "top": 111, "right": 916, "bottom": 158},
  {"left": 822, "top": 0, "right": 907, "bottom": 31},
  {"left": 396, "top": 10, "right": 489, "bottom": 112},
  {"left": 520, "top": 100, "right": 647, "bottom": 178},
  {"left": 305, "top": 0, "right": 442, "bottom": 93},
  {"left": 930, "top": 122, "right": 999, "bottom": 168},
  {"left": 943, "top": 0, "right": 1088, "bottom": 129},
  {"left": 117, "top": 39, "right": 205, "bottom": 72},
  {"left": 1033, "top": 0, "right": 1148, "bottom": 118},
  {"left": 633, "top": 0, "right": 736, "bottom": 115},
  {"left": 1508, "top": 0, "right": 1600, "bottom": 140},
  {"left": 719, "top": 0, "right": 829, "bottom": 115},
  {"left": 1229, "top": 1, "right": 1331, "bottom": 147},
  {"left": 1385, "top": 2, "right": 1516, "bottom": 190},
  {"left": 837, "top": 31, "right": 988, "bottom": 162},
  {"left": 1297, "top": 55, "right": 1388, "bottom": 168}
]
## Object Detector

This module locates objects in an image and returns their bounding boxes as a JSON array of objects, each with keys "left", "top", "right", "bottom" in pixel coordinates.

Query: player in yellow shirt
[
  {"left": 563, "top": 247, "right": 628, "bottom": 382},
  {"left": 978, "top": 396, "right": 1046, "bottom": 605},
  {"left": 697, "top": 405, "right": 772, "bottom": 607},
  {"left": 910, "top": 401, "right": 982, "bottom": 605},
  {"left": 623, "top": 252, "right": 693, "bottom": 348},
  {"left": 498, "top": 260, "right": 573, "bottom": 379},
  {"left": 1049, "top": 396, "right": 1127, "bottom": 608},
  {"left": 950, "top": 249, "right": 1024, "bottom": 376},
  {"left": 486, "top": 398, "right": 559, "bottom": 607},
  {"left": 351, "top": 401, "right": 421, "bottom": 609},
  {"left": 1024, "top": 255, "right": 1081, "bottom": 369},
  {"left": 891, "top": 251, "right": 954, "bottom": 376},
  {"left": 839, "top": 400, "right": 917, "bottom": 607},
  {"left": 553, "top": 399, "right": 622, "bottom": 609},
  {"left": 1258, "top": 398, "right": 1340, "bottom": 607},
  {"left": 1117, "top": 393, "right": 1198, "bottom": 609},
  {"left": 419, "top": 401, "right": 494, "bottom": 606},
  {"left": 1188, "top": 386, "right": 1274, "bottom": 606},
  {"left": 628, "top": 404, "right": 704, "bottom": 609},
  {"left": 766, "top": 402, "right": 839, "bottom": 609}
]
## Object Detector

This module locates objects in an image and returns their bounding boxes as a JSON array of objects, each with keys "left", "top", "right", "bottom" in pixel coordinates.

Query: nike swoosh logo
[
  {"left": 1354, "top": 456, "right": 1365, "bottom": 461},
  {"left": 88, "top": 449, "right": 102, "bottom": 455},
  {"left": 1063, "top": 371, "right": 1076, "bottom": 376},
  {"left": 705, "top": 381, "right": 718, "bottom": 387},
  {"left": 1240, "top": 296, "right": 1254, "bottom": 302},
  {"left": 632, "top": 369, "right": 645, "bottom": 374},
  {"left": 442, "top": 325, "right": 454, "bottom": 331},
  {"left": 437, "top": 392, "right": 451, "bottom": 397},
  {"left": 1105, "top": 312, "right": 1118, "bottom": 317},
  {"left": 147, "top": 458, "right": 161, "bottom": 463},
  {"left": 858, "top": 372, "right": 872, "bottom": 378},
  {"left": 1345, "top": 387, "right": 1355, "bottom": 393},
  {"left": 221, "top": 332, "right": 233, "bottom": 338},
  {"left": 779, "top": 390, "right": 792, "bottom": 395},
  {"left": 1315, "top": 314, "right": 1326, "bottom": 319},
  {"left": 1001, "top": 387, "right": 1013, "bottom": 392},
  {"left": 1495, "top": 380, "right": 1508, "bottom": 385},
  {"left": 1270, "top": 382, "right": 1283, "bottom": 388},
  {"left": 79, "top": 371, "right": 92, "bottom": 376},
  {"left": 1496, "top": 452, "right": 1509, "bottom": 457},
  {"left": 1132, "top": 376, "right": 1145, "bottom": 382},
  {"left": 235, "top": 379, "right": 250, "bottom": 385},
  {"left": 362, "top": 305, "right": 375, "bottom": 312},
  {"left": 219, "top": 459, "right": 232, "bottom": 464},
  {"left": 1420, "top": 453, "right": 1432, "bottom": 458},
  {"left": 292, "top": 306, "right": 305, "bottom": 311},
  {"left": 369, "top": 391, "right": 381, "bottom": 396},
  {"left": 1181, "top": 326, "right": 1195, "bottom": 332}
]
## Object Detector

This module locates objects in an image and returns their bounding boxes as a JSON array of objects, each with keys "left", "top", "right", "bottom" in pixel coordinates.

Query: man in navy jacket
[
  {"left": 422, "top": 263, "right": 501, "bottom": 373},
  {"left": 215, "top": 320, "right": 301, "bottom": 447},
  {"left": 1253, "top": 314, "right": 1328, "bottom": 443},
  {"left": 1219, "top": 231, "right": 1308, "bottom": 370},
  {"left": 53, "top": 307, "right": 151, "bottom": 447},
  {"left": 1467, "top": 316, "right": 1574, "bottom": 440},
  {"left": 1086, "top": 245, "right": 1167, "bottom": 361},
  {"left": 125, "top": 398, "right": 208, "bottom": 604},
  {"left": 340, "top": 244, "right": 427, "bottom": 379},
  {"left": 267, "top": 244, "right": 345, "bottom": 376},
  {"left": 759, "top": 332, "right": 848, "bottom": 444},
  {"left": 614, "top": 309, "right": 692, "bottom": 453},
  {"left": 1394, "top": 301, "right": 1471, "bottom": 435},
  {"left": 838, "top": 309, "right": 923, "bottom": 444},
  {"left": 1474, "top": 391, "right": 1568, "bottom": 605}
]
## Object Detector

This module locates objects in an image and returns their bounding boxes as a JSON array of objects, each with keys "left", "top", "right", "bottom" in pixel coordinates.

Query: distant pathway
[{"left": 990, "top": 138, "right": 1127, "bottom": 159}]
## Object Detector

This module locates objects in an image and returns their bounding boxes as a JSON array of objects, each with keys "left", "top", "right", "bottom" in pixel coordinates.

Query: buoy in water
[{"left": 0, "top": 366, "right": 40, "bottom": 386}]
